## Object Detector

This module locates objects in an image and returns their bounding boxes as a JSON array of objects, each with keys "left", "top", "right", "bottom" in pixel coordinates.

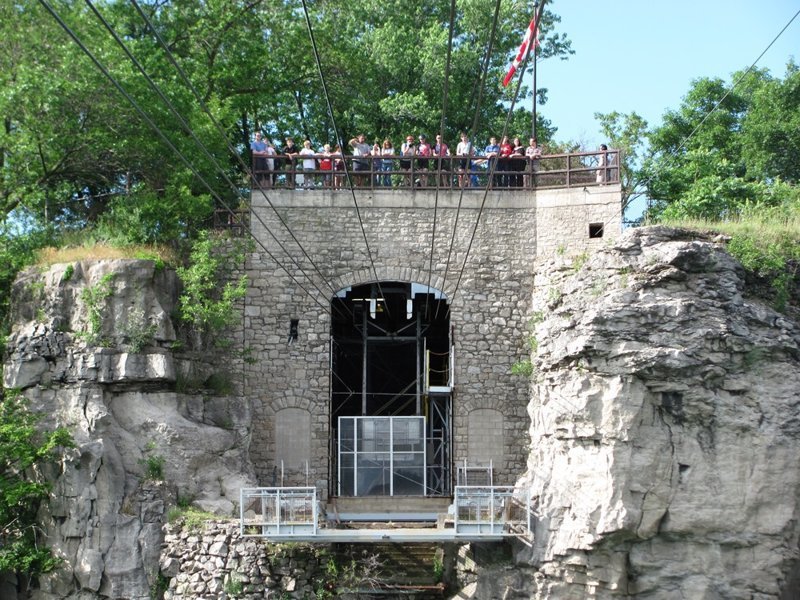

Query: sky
[{"left": 532, "top": 1, "right": 800, "bottom": 148}]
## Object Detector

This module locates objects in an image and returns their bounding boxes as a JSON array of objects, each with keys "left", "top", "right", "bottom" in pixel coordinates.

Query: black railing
[{"left": 250, "top": 149, "right": 620, "bottom": 192}]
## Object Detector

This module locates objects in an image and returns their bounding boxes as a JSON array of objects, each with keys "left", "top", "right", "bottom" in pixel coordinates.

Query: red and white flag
[{"left": 503, "top": 16, "right": 540, "bottom": 87}]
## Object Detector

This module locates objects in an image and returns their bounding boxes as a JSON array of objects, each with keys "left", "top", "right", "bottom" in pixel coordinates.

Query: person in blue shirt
[
  {"left": 484, "top": 137, "right": 500, "bottom": 188},
  {"left": 250, "top": 131, "right": 269, "bottom": 184}
]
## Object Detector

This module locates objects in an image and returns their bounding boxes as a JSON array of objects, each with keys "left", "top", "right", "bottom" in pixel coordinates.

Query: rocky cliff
[
  {"left": 2, "top": 260, "right": 255, "bottom": 600},
  {"left": 458, "top": 226, "right": 800, "bottom": 599}
]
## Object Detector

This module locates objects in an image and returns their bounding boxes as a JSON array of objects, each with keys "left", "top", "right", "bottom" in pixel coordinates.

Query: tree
[
  {"left": 0, "top": 389, "right": 73, "bottom": 584},
  {"left": 741, "top": 61, "right": 800, "bottom": 184},
  {"left": 640, "top": 67, "right": 799, "bottom": 221}
]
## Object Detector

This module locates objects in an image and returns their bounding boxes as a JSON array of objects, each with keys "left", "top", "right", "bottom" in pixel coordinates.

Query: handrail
[{"left": 250, "top": 149, "right": 621, "bottom": 191}]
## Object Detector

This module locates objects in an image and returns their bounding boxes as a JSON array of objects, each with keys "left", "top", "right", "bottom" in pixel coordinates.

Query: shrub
[
  {"left": 176, "top": 231, "right": 250, "bottom": 337},
  {"left": 0, "top": 389, "right": 73, "bottom": 579}
]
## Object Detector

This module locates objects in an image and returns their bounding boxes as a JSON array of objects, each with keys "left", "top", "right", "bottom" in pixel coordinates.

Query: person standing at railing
[
  {"left": 298, "top": 139, "right": 316, "bottom": 188},
  {"left": 456, "top": 132, "right": 472, "bottom": 188},
  {"left": 250, "top": 131, "right": 269, "bottom": 185},
  {"left": 380, "top": 139, "right": 394, "bottom": 187},
  {"left": 401, "top": 135, "right": 415, "bottom": 187},
  {"left": 434, "top": 134, "right": 450, "bottom": 187},
  {"left": 264, "top": 138, "right": 277, "bottom": 188},
  {"left": 510, "top": 137, "right": 526, "bottom": 188},
  {"left": 280, "top": 137, "right": 299, "bottom": 188},
  {"left": 319, "top": 144, "right": 333, "bottom": 188},
  {"left": 484, "top": 137, "right": 500, "bottom": 188},
  {"left": 417, "top": 135, "right": 432, "bottom": 187},
  {"left": 596, "top": 143, "right": 609, "bottom": 184},
  {"left": 498, "top": 136, "right": 513, "bottom": 187},
  {"left": 525, "top": 138, "right": 542, "bottom": 188},
  {"left": 349, "top": 134, "right": 371, "bottom": 187},
  {"left": 332, "top": 144, "right": 344, "bottom": 189}
]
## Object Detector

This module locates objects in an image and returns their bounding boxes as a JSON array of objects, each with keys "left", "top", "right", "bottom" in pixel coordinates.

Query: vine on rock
[{"left": 0, "top": 389, "right": 73, "bottom": 582}]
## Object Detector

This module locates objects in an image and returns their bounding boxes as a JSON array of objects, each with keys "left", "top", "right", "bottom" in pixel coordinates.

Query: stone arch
[{"left": 329, "top": 267, "right": 450, "bottom": 300}]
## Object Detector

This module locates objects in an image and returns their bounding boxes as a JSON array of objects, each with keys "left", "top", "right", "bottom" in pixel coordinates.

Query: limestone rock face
[
  {"left": 502, "top": 227, "right": 800, "bottom": 599},
  {"left": 3, "top": 260, "right": 255, "bottom": 600}
]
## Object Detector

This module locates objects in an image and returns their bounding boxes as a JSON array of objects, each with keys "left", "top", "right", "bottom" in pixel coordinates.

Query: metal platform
[{"left": 240, "top": 486, "right": 533, "bottom": 544}]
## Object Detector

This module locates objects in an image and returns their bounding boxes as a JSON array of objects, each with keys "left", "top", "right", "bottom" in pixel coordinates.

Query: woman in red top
[
  {"left": 417, "top": 135, "right": 432, "bottom": 187},
  {"left": 319, "top": 144, "right": 333, "bottom": 188}
]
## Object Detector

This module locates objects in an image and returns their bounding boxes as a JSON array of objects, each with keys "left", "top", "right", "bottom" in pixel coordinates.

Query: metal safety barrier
[{"left": 239, "top": 485, "right": 534, "bottom": 543}]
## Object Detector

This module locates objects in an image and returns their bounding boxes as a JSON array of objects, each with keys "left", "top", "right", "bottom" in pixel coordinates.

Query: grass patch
[
  {"left": 35, "top": 243, "right": 178, "bottom": 268},
  {"left": 167, "top": 507, "right": 218, "bottom": 531},
  {"left": 659, "top": 206, "right": 799, "bottom": 311}
]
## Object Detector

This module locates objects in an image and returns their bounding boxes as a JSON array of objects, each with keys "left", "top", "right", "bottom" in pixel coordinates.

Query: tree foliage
[
  {"left": 176, "top": 231, "right": 250, "bottom": 336},
  {"left": 0, "top": 389, "right": 73, "bottom": 579},
  {"left": 642, "top": 63, "right": 800, "bottom": 221},
  {"left": 0, "top": 0, "right": 572, "bottom": 235}
]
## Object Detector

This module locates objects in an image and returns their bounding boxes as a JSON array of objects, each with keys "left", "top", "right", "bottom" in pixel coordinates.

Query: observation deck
[{"left": 248, "top": 148, "right": 620, "bottom": 192}]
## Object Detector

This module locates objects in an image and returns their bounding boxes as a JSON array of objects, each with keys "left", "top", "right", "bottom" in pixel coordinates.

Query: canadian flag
[{"left": 503, "top": 16, "right": 540, "bottom": 87}]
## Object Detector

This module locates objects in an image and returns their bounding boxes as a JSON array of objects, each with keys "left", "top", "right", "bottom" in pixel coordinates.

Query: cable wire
[
  {"left": 38, "top": 0, "right": 331, "bottom": 314},
  {"left": 128, "top": 0, "right": 340, "bottom": 298},
  {"left": 448, "top": 2, "right": 545, "bottom": 308},
  {"left": 85, "top": 0, "right": 337, "bottom": 308},
  {"left": 299, "top": 0, "right": 392, "bottom": 319},
  {"left": 436, "top": 0, "right": 502, "bottom": 316},
  {"left": 424, "top": 0, "right": 457, "bottom": 320}
]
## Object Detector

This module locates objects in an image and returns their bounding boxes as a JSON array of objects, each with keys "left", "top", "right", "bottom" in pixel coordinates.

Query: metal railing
[
  {"left": 239, "top": 485, "right": 533, "bottom": 541},
  {"left": 240, "top": 487, "right": 318, "bottom": 538},
  {"left": 453, "top": 486, "right": 532, "bottom": 538},
  {"left": 250, "top": 149, "right": 620, "bottom": 192}
]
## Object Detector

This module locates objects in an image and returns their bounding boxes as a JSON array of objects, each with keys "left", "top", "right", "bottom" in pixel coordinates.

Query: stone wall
[
  {"left": 159, "top": 520, "right": 326, "bottom": 599},
  {"left": 244, "top": 187, "right": 621, "bottom": 492}
]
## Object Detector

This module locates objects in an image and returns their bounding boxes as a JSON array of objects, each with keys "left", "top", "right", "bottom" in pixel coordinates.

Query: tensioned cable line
[
  {"left": 84, "top": 0, "right": 338, "bottom": 309},
  {"left": 37, "top": 0, "right": 331, "bottom": 314},
  {"left": 446, "top": 3, "right": 545, "bottom": 310},
  {"left": 424, "top": 0, "right": 457, "bottom": 320},
  {"left": 600, "top": 6, "right": 800, "bottom": 233},
  {"left": 435, "top": 0, "right": 502, "bottom": 319},
  {"left": 299, "top": 0, "right": 393, "bottom": 320},
  {"left": 128, "top": 0, "right": 340, "bottom": 299}
]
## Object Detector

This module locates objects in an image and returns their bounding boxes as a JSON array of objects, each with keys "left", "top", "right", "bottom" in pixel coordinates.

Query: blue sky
[{"left": 532, "top": 1, "right": 800, "bottom": 147}]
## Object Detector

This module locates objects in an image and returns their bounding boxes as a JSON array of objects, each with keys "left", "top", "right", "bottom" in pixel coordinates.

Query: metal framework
[
  {"left": 240, "top": 485, "right": 533, "bottom": 543},
  {"left": 338, "top": 416, "right": 426, "bottom": 497}
]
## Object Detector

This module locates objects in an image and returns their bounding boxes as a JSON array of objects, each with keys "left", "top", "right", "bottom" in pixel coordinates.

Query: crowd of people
[{"left": 251, "top": 131, "right": 612, "bottom": 189}]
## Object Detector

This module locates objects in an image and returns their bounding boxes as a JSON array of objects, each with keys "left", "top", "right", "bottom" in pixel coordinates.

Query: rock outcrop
[
  {"left": 3, "top": 260, "right": 255, "bottom": 600},
  {"left": 472, "top": 226, "right": 799, "bottom": 599}
]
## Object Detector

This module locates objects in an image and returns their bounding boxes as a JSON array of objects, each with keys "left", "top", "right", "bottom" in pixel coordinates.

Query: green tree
[
  {"left": 641, "top": 67, "right": 799, "bottom": 221},
  {"left": 0, "top": 389, "right": 73, "bottom": 583},
  {"left": 741, "top": 61, "right": 800, "bottom": 183},
  {"left": 176, "top": 231, "right": 249, "bottom": 337}
]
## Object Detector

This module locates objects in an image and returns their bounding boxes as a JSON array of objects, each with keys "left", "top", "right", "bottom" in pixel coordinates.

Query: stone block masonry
[
  {"left": 244, "top": 187, "right": 622, "bottom": 492},
  {"left": 160, "top": 520, "right": 327, "bottom": 598}
]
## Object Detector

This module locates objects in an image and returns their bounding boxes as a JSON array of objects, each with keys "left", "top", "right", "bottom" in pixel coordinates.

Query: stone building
[{"left": 242, "top": 181, "right": 623, "bottom": 506}]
